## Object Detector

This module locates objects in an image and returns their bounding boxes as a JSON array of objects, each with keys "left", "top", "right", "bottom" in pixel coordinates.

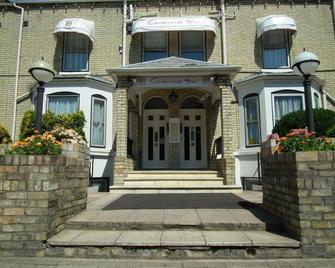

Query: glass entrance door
[
  {"left": 143, "top": 109, "right": 169, "bottom": 169},
  {"left": 180, "top": 109, "right": 207, "bottom": 169}
]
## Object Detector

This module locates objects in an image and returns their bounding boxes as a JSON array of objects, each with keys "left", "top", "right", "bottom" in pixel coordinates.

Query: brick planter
[
  {"left": 0, "top": 144, "right": 90, "bottom": 257},
  {"left": 261, "top": 140, "right": 335, "bottom": 257}
]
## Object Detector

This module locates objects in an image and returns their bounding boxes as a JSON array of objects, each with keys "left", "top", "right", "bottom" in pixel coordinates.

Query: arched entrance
[
  {"left": 143, "top": 97, "right": 169, "bottom": 169},
  {"left": 180, "top": 97, "right": 207, "bottom": 169}
]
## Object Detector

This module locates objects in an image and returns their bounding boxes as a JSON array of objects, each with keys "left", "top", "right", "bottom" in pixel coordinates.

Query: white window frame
[
  {"left": 179, "top": 31, "right": 206, "bottom": 61},
  {"left": 313, "top": 92, "right": 321, "bottom": 108},
  {"left": 142, "top": 32, "right": 168, "bottom": 62},
  {"left": 63, "top": 32, "right": 90, "bottom": 72},
  {"left": 90, "top": 96, "right": 107, "bottom": 148},
  {"left": 47, "top": 93, "right": 79, "bottom": 115},
  {"left": 244, "top": 95, "right": 261, "bottom": 147},
  {"left": 271, "top": 92, "right": 305, "bottom": 125},
  {"left": 262, "top": 30, "right": 290, "bottom": 69}
]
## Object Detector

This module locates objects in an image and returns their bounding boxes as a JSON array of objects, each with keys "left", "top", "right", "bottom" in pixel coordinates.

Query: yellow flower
[{"left": 36, "top": 142, "right": 42, "bottom": 146}]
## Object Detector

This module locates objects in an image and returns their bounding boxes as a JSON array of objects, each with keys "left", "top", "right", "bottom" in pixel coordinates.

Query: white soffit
[
  {"left": 54, "top": 18, "right": 95, "bottom": 42},
  {"left": 256, "top": 15, "right": 297, "bottom": 38},
  {"left": 132, "top": 16, "right": 216, "bottom": 35}
]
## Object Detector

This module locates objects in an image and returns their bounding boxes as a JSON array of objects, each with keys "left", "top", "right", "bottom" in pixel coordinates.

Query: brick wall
[
  {"left": 0, "top": 144, "right": 90, "bottom": 257},
  {"left": 261, "top": 141, "right": 335, "bottom": 257}
]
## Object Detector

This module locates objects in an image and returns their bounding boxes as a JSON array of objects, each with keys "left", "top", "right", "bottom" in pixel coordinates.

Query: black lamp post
[
  {"left": 28, "top": 59, "right": 55, "bottom": 132},
  {"left": 292, "top": 51, "right": 320, "bottom": 132}
]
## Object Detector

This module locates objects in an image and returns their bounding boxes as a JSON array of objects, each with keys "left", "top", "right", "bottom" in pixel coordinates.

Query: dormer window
[
  {"left": 143, "top": 32, "right": 168, "bottom": 62},
  {"left": 180, "top": 31, "right": 205, "bottom": 61}
]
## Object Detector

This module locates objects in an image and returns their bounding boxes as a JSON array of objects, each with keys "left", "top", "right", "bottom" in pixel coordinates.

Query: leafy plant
[
  {"left": 272, "top": 109, "right": 335, "bottom": 137},
  {"left": 20, "top": 110, "right": 86, "bottom": 141},
  {"left": 0, "top": 124, "right": 12, "bottom": 144},
  {"left": 9, "top": 131, "right": 62, "bottom": 156},
  {"left": 326, "top": 125, "right": 335, "bottom": 137}
]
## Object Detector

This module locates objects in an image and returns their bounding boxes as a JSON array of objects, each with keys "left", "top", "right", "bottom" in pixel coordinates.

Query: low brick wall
[
  {"left": 0, "top": 144, "right": 90, "bottom": 257},
  {"left": 261, "top": 141, "right": 335, "bottom": 257}
]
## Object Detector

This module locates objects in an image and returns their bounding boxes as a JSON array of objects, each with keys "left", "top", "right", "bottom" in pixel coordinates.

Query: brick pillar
[
  {"left": 113, "top": 83, "right": 129, "bottom": 185},
  {"left": 219, "top": 84, "right": 239, "bottom": 185}
]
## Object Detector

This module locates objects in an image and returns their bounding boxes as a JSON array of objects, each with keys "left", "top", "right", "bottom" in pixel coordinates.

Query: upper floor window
[
  {"left": 262, "top": 30, "right": 289, "bottom": 69},
  {"left": 91, "top": 95, "right": 106, "bottom": 147},
  {"left": 48, "top": 92, "right": 79, "bottom": 115},
  {"left": 272, "top": 92, "right": 303, "bottom": 124},
  {"left": 180, "top": 31, "right": 205, "bottom": 61},
  {"left": 143, "top": 32, "right": 168, "bottom": 62},
  {"left": 244, "top": 95, "right": 261, "bottom": 146},
  {"left": 63, "top": 32, "right": 90, "bottom": 72}
]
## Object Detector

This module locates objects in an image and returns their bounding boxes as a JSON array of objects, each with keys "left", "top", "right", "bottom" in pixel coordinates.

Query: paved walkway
[
  {"left": 1, "top": 257, "right": 335, "bottom": 268},
  {"left": 67, "top": 191, "right": 278, "bottom": 229}
]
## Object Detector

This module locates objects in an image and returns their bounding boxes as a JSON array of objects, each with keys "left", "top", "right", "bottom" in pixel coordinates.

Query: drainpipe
[
  {"left": 333, "top": 1, "right": 335, "bottom": 31},
  {"left": 220, "top": 0, "right": 227, "bottom": 64},
  {"left": 122, "top": 1, "right": 133, "bottom": 66},
  {"left": 11, "top": 3, "right": 24, "bottom": 140}
]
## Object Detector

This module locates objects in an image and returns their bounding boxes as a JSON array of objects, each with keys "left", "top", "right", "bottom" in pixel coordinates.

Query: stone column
[
  {"left": 218, "top": 82, "right": 239, "bottom": 185},
  {"left": 113, "top": 79, "right": 130, "bottom": 185}
]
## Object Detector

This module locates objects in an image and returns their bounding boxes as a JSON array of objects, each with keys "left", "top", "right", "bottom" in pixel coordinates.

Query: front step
[
  {"left": 112, "top": 170, "right": 242, "bottom": 193},
  {"left": 46, "top": 229, "right": 301, "bottom": 259}
]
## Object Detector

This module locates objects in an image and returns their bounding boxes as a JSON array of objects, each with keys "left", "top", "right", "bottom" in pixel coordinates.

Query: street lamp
[
  {"left": 28, "top": 59, "right": 55, "bottom": 132},
  {"left": 292, "top": 51, "right": 320, "bottom": 132}
]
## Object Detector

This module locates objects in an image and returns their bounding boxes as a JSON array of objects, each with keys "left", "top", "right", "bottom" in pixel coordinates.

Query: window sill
[
  {"left": 59, "top": 71, "right": 91, "bottom": 77},
  {"left": 261, "top": 68, "right": 293, "bottom": 73}
]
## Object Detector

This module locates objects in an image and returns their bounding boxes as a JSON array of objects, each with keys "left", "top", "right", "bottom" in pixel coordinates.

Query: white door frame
[
  {"left": 180, "top": 109, "right": 207, "bottom": 169},
  {"left": 143, "top": 109, "right": 169, "bottom": 169}
]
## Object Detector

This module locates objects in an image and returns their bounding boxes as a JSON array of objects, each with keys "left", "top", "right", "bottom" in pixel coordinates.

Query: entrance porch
[{"left": 107, "top": 57, "right": 241, "bottom": 191}]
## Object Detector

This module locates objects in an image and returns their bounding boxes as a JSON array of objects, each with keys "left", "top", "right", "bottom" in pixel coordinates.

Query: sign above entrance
[{"left": 133, "top": 76, "right": 212, "bottom": 89}]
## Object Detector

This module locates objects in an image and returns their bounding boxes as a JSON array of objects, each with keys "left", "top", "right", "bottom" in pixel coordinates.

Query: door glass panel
[
  {"left": 195, "top": 115, "right": 201, "bottom": 120},
  {"left": 184, "top": 126, "right": 190, "bottom": 161},
  {"left": 159, "top": 115, "right": 165, "bottom": 120},
  {"left": 159, "top": 126, "right": 165, "bottom": 160},
  {"left": 196, "top": 126, "right": 201, "bottom": 160},
  {"left": 184, "top": 115, "right": 189, "bottom": 121},
  {"left": 148, "top": 115, "right": 153, "bottom": 120},
  {"left": 148, "top": 127, "right": 153, "bottom": 160}
]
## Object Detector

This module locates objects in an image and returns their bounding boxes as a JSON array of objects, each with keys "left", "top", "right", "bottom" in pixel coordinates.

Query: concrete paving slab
[
  {"left": 163, "top": 209, "right": 201, "bottom": 226},
  {"left": 66, "top": 211, "right": 100, "bottom": 222},
  {"left": 161, "top": 230, "right": 205, "bottom": 246},
  {"left": 70, "top": 230, "right": 122, "bottom": 246},
  {"left": 227, "top": 209, "right": 265, "bottom": 224},
  {"left": 243, "top": 231, "right": 300, "bottom": 247},
  {"left": 92, "top": 210, "right": 134, "bottom": 222},
  {"left": 197, "top": 209, "right": 240, "bottom": 225},
  {"left": 115, "top": 230, "right": 162, "bottom": 246},
  {"left": 124, "top": 209, "right": 165, "bottom": 224},
  {"left": 47, "top": 230, "right": 83, "bottom": 246},
  {"left": 203, "top": 231, "right": 252, "bottom": 247}
]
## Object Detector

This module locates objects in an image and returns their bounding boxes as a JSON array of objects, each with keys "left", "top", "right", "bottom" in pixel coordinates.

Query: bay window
[
  {"left": 262, "top": 30, "right": 289, "bottom": 69},
  {"left": 180, "top": 31, "right": 205, "bottom": 61},
  {"left": 143, "top": 32, "right": 168, "bottom": 62},
  {"left": 91, "top": 96, "right": 106, "bottom": 147},
  {"left": 48, "top": 93, "right": 79, "bottom": 115},
  {"left": 244, "top": 95, "right": 261, "bottom": 146},
  {"left": 63, "top": 32, "right": 90, "bottom": 72}
]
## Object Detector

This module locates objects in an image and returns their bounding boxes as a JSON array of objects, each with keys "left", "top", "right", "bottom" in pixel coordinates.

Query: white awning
[
  {"left": 132, "top": 16, "right": 216, "bottom": 35},
  {"left": 54, "top": 18, "right": 95, "bottom": 42},
  {"left": 256, "top": 15, "right": 297, "bottom": 38}
]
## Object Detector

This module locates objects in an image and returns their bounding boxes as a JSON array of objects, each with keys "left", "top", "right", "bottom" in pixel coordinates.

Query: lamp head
[
  {"left": 292, "top": 51, "right": 320, "bottom": 77},
  {"left": 28, "top": 59, "right": 55, "bottom": 84}
]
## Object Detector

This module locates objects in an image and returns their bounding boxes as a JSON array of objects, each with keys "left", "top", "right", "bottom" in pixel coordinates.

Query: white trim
[
  {"left": 54, "top": 18, "right": 95, "bottom": 41},
  {"left": 256, "top": 15, "right": 297, "bottom": 38},
  {"left": 132, "top": 16, "right": 216, "bottom": 35},
  {"left": 90, "top": 96, "right": 107, "bottom": 148}
]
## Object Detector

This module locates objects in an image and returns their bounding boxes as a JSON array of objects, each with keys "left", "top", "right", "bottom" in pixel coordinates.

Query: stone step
[
  {"left": 46, "top": 229, "right": 301, "bottom": 259},
  {"left": 109, "top": 185, "right": 243, "bottom": 194}
]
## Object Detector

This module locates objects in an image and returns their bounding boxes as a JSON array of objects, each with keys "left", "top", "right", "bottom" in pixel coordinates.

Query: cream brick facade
[{"left": 0, "top": 0, "right": 334, "bottom": 188}]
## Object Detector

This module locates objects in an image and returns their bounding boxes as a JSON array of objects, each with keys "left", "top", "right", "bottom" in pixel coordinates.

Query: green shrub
[
  {"left": 272, "top": 109, "right": 335, "bottom": 137},
  {"left": 0, "top": 124, "right": 11, "bottom": 144},
  {"left": 19, "top": 110, "right": 86, "bottom": 141},
  {"left": 326, "top": 125, "right": 335, "bottom": 137}
]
